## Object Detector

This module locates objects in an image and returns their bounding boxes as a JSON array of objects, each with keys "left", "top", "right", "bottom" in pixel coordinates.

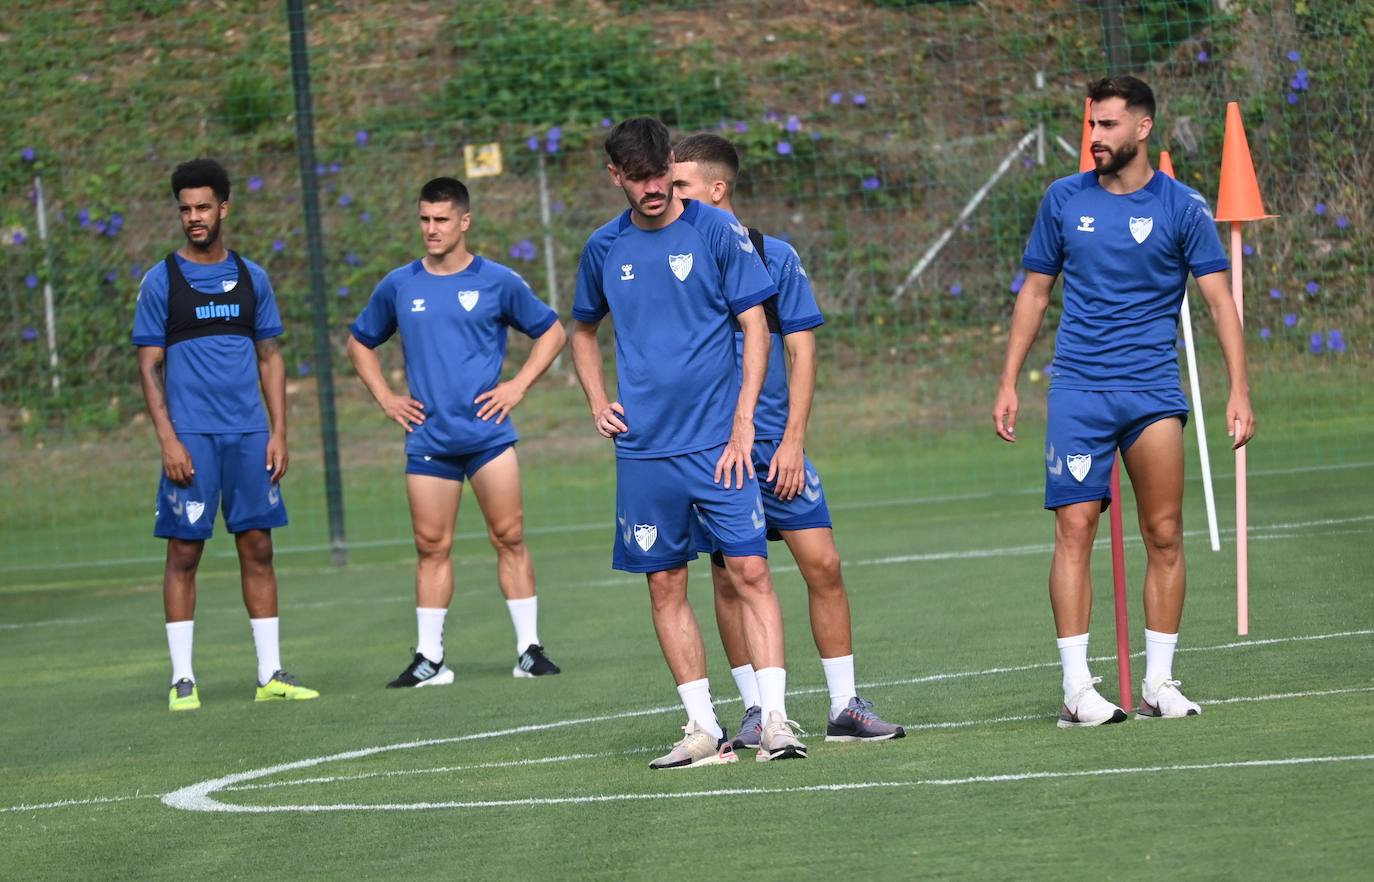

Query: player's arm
[
  {"left": 1194, "top": 271, "right": 1255, "bottom": 448},
  {"left": 716, "top": 304, "right": 769, "bottom": 489},
  {"left": 569, "top": 319, "right": 627, "bottom": 438},
  {"left": 255, "top": 337, "right": 289, "bottom": 481},
  {"left": 993, "top": 270, "right": 1057, "bottom": 442},
  {"left": 137, "top": 345, "right": 194, "bottom": 486},
  {"left": 769, "top": 328, "right": 816, "bottom": 501},
  {"left": 346, "top": 335, "right": 425, "bottom": 433},
  {"left": 475, "top": 321, "right": 567, "bottom": 424}
]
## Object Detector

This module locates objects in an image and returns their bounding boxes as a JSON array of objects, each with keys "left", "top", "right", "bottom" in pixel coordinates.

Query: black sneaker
[
  {"left": 386, "top": 652, "right": 454, "bottom": 688},
  {"left": 513, "top": 644, "right": 561, "bottom": 678}
]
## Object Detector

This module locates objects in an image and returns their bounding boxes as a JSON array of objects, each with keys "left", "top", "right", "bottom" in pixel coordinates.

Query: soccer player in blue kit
[
  {"left": 671, "top": 134, "right": 905, "bottom": 746},
  {"left": 348, "top": 177, "right": 566, "bottom": 689},
  {"left": 994, "top": 77, "right": 1255, "bottom": 726},
  {"left": 570, "top": 118, "right": 807, "bottom": 768},
  {"left": 133, "top": 158, "right": 318, "bottom": 711}
]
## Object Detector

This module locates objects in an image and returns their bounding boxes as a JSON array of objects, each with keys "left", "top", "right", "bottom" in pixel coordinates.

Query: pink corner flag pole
[
  {"left": 1109, "top": 455, "right": 1133, "bottom": 710},
  {"left": 1231, "top": 222, "right": 1249, "bottom": 635}
]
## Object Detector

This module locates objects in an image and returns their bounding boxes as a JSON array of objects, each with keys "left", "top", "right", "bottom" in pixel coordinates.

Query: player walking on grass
[
  {"left": 133, "top": 158, "right": 318, "bottom": 711},
  {"left": 671, "top": 133, "right": 905, "bottom": 746},
  {"left": 571, "top": 118, "right": 806, "bottom": 768},
  {"left": 993, "top": 76, "right": 1255, "bottom": 727},
  {"left": 347, "top": 177, "right": 566, "bottom": 689}
]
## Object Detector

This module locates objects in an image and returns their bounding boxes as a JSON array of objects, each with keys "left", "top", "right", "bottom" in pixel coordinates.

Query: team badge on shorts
[
  {"left": 1129, "top": 216, "right": 1154, "bottom": 244},
  {"left": 668, "top": 253, "right": 694, "bottom": 282},
  {"left": 458, "top": 290, "right": 480, "bottom": 311},
  {"left": 186, "top": 500, "right": 206, "bottom": 524},
  {"left": 1066, "top": 454, "right": 1092, "bottom": 483},
  {"left": 634, "top": 523, "right": 658, "bottom": 551}
]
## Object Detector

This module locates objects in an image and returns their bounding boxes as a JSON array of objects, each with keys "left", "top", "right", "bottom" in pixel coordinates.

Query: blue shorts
[
  {"left": 154, "top": 432, "right": 288, "bottom": 540},
  {"left": 613, "top": 445, "right": 768, "bottom": 573},
  {"left": 405, "top": 443, "right": 512, "bottom": 482},
  {"left": 1044, "top": 387, "right": 1189, "bottom": 510},
  {"left": 693, "top": 440, "right": 832, "bottom": 556}
]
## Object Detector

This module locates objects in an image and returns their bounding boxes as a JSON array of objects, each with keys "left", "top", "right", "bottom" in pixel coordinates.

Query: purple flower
[
  {"left": 948, "top": 283, "right": 963, "bottom": 297},
  {"left": 1010, "top": 269, "right": 1026, "bottom": 293},
  {"left": 784, "top": 115, "right": 801, "bottom": 133},
  {"left": 12, "top": 232, "right": 25, "bottom": 245},
  {"left": 344, "top": 252, "right": 362, "bottom": 267},
  {"left": 104, "top": 270, "right": 118, "bottom": 284},
  {"left": 77, "top": 208, "right": 91, "bottom": 228},
  {"left": 1287, "top": 92, "right": 1299, "bottom": 105},
  {"left": 765, "top": 110, "right": 780, "bottom": 122},
  {"left": 1259, "top": 327, "right": 1271, "bottom": 340},
  {"left": 509, "top": 239, "right": 536, "bottom": 261},
  {"left": 1309, "top": 332, "right": 1324, "bottom": 354},
  {"left": 338, "top": 194, "right": 353, "bottom": 207},
  {"left": 852, "top": 93, "right": 867, "bottom": 107},
  {"left": 861, "top": 176, "right": 881, "bottom": 191},
  {"left": 1314, "top": 202, "right": 1326, "bottom": 215},
  {"left": 1336, "top": 215, "right": 1350, "bottom": 229},
  {"left": 337, "top": 286, "right": 350, "bottom": 298},
  {"left": 734, "top": 121, "right": 749, "bottom": 134},
  {"left": 356, "top": 129, "right": 369, "bottom": 146},
  {"left": 1242, "top": 243, "right": 1254, "bottom": 256},
  {"left": 526, "top": 136, "right": 541, "bottom": 152},
  {"left": 1327, "top": 329, "right": 1346, "bottom": 353},
  {"left": 547, "top": 126, "right": 562, "bottom": 140},
  {"left": 551, "top": 201, "right": 565, "bottom": 215},
  {"left": 130, "top": 264, "right": 143, "bottom": 279},
  {"left": 1287, "top": 50, "right": 1301, "bottom": 62},
  {"left": 1305, "top": 280, "right": 1319, "bottom": 295},
  {"left": 601, "top": 118, "right": 613, "bottom": 128},
  {"left": 359, "top": 211, "right": 372, "bottom": 224},
  {"left": 21, "top": 147, "right": 35, "bottom": 162},
  {"left": 22, "top": 326, "right": 38, "bottom": 342},
  {"left": 1022, "top": 156, "right": 1035, "bottom": 170},
  {"left": 297, "top": 361, "right": 312, "bottom": 377},
  {"left": 776, "top": 140, "right": 793, "bottom": 156},
  {"left": 1197, "top": 50, "right": 1209, "bottom": 63},
  {"left": 25, "top": 274, "right": 38, "bottom": 289},
  {"left": 94, "top": 220, "right": 108, "bottom": 234},
  {"left": 1283, "top": 312, "right": 1298, "bottom": 327},
  {"left": 1291, "top": 68, "right": 1309, "bottom": 91},
  {"left": 1269, "top": 288, "right": 1281, "bottom": 300},
  {"left": 545, "top": 139, "right": 559, "bottom": 155},
  {"left": 272, "top": 239, "right": 285, "bottom": 253},
  {"left": 810, "top": 131, "right": 822, "bottom": 141},
  {"left": 329, "top": 162, "right": 341, "bottom": 174},
  {"left": 315, "top": 163, "right": 325, "bottom": 176},
  {"left": 110, "top": 212, "right": 123, "bottom": 230},
  {"left": 248, "top": 175, "right": 263, "bottom": 192},
  {"left": 829, "top": 92, "right": 844, "bottom": 105}
]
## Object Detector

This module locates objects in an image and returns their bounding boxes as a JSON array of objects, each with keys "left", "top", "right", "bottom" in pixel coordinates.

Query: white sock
[
  {"left": 755, "top": 666, "right": 788, "bottom": 721},
  {"left": 166, "top": 620, "right": 195, "bottom": 685},
  {"left": 416, "top": 607, "right": 447, "bottom": 663},
  {"left": 821, "top": 655, "right": 856, "bottom": 719},
  {"left": 1057, "top": 633, "right": 1091, "bottom": 702},
  {"left": 730, "top": 663, "right": 760, "bottom": 709},
  {"left": 676, "top": 678, "right": 722, "bottom": 740},
  {"left": 250, "top": 617, "right": 282, "bottom": 686},
  {"left": 505, "top": 596, "right": 540, "bottom": 655},
  {"left": 1144, "top": 628, "right": 1179, "bottom": 685}
]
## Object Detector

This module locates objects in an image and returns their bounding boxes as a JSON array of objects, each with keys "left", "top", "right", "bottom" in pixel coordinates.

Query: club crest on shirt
[
  {"left": 633, "top": 523, "right": 658, "bottom": 551},
  {"left": 1129, "top": 216, "right": 1154, "bottom": 244},
  {"left": 1066, "top": 454, "right": 1092, "bottom": 483},
  {"left": 668, "top": 253, "right": 693, "bottom": 282},
  {"left": 457, "top": 290, "right": 480, "bottom": 311},
  {"left": 186, "top": 500, "right": 206, "bottom": 524}
]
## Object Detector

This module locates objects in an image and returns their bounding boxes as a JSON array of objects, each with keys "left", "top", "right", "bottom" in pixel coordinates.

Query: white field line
[
  {"left": 0, "top": 793, "right": 159, "bottom": 814},
  {"left": 919, "top": 754, "right": 1374, "bottom": 786}
]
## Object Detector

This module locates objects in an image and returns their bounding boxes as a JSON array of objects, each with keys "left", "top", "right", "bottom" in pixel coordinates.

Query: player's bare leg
[
  {"left": 1051, "top": 500, "right": 1125, "bottom": 726},
  {"left": 407, "top": 473, "right": 462, "bottom": 610},
  {"left": 647, "top": 566, "right": 708, "bottom": 683},
  {"left": 780, "top": 527, "right": 851, "bottom": 658},
  {"left": 235, "top": 528, "right": 278, "bottom": 619},
  {"left": 163, "top": 537, "right": 204, "bottom": 623},
  {"left": 1123, "top": 416, "right": 1199, "bottom": 717}
]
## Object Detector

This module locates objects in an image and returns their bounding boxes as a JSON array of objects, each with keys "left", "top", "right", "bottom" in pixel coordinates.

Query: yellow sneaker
[
  {"left": 254, "top": 670, "right": 320, "bottom": 702},
  {"left": 169, "top": 678, "right": 200, "bottom": 712}
]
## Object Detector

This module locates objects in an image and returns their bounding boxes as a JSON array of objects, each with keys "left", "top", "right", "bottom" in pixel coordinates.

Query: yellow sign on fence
[{"left": 463, "top": 143, "right": 504, "bottom": 179}]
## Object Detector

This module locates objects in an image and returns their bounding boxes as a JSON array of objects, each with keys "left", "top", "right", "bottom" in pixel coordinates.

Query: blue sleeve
[
  {"left": 712, "top": 219, "right": 775, "bottom": 315},
  {"left": 250, "top": 265, "right": 284, "bottom": 340},
  {"left": 773, "top": 246, "right": 825, "bottom": 335},
  {"left": 1022, "top": 185, "right": 1065, "bottom": 276},
  {"left": 131, "top": 264, "right": 168, "bottom": 347},
  {"left": 1178, "top": 192, "right": 1229, "bottom": 278},
  {"left": 350, "top": 273, "right": 399, "bottom": 348},
  {"left": 572, "top": 237, "right": 609, "bottom": 323},
  {"left": 501, "top": 271, "right": 558, "bottom": 337}
]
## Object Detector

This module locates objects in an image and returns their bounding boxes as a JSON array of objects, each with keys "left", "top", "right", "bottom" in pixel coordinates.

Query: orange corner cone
[
  {"left": 1158, "top": 149, "right": 1176, "bottom": 179},
  {"left": 1078, "top": 97, "right": 1094, "bottom": 173},
  {"left": 1215, "top": 102, "right": 1274, "bottom": 222}
]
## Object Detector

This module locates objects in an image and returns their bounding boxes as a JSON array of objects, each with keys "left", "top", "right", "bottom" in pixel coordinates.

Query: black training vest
[
  {"left": 729, "top": 227, "right": 782, "bottom": 334},
  {"left": 163, "top": 250, "right": 257, "bottom": 346}
]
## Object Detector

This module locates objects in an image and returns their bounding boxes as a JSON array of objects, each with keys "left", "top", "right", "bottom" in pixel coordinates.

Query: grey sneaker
[
  {"left": 756, "top": 710, "right": 808, "bottom": 762},
  {"left": 825, "top": 697, "right": 906, "bottom": 742},
  {"left": 731, "top": 705, "right": 763, "bottom": 750},
  {"left": 648, "top": 720, "right": 738, "bottom": 770}
]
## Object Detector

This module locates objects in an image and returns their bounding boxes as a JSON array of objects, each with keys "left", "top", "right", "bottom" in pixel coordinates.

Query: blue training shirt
[
  {"left": 350, "top": 255, "right": 558, "bottom": 457},
  {"left": 131, "top": 253, "right": 283, "bottom": 434},
  {"left": 747, "top": 233, "right": 824, "bottom": 441},
  {"left": 573, "top": 199, "right": 776, "bottom": 459},
  {"left": 1022, "top": 170, "right": 1229, "bottom": 390}
]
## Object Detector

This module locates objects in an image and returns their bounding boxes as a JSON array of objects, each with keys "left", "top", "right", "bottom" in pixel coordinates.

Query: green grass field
[{"left": 3, "top": 367, "right": 1373, "bottom": 879}]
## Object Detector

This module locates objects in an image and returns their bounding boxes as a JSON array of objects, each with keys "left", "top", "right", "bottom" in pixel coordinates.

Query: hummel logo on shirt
[
  {"left": 411, "top": 298, "right": 426, "bottom": 312},
  {"left": 1046, "top": 443, "right": 1063, "bottom": 476},
  {"left": 620, "top": 264, "right": 635, "bottom": 281},
  {"left": 1077, "top": 216, "right": 1096, "bottom": 233}
]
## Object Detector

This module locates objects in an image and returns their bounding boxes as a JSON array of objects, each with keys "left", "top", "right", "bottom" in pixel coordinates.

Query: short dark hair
[
  {"left": 605, "top": 118, "right": 673, "bottom": 178},
  {"left": 418, "top": 177, "right": 470, "bottom": 211},
  {"left": 673, "top": 133, "right": 740, "bottom": 189},
  {"left": 1087, "top": 75, "right": 1156, "bottom": 120},
  {"left": 171, "top": 158, "right": 231, "bottom": 202}
]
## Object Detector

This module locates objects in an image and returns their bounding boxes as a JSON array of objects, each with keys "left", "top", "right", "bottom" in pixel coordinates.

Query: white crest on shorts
[
  {"left": 268, "top": 484, "right": 280, "bottom": 506},
  {"left": 1129, "top": 216, "right": 1154, "bottom": 244},
  {"left": 668, "top": 253, "right": 694, "bottom": 282},
  {"left": 186, "top": 501, "right": 205, "bottom": 524},
  {"left": 457, "top": 290, "right": 480, "bottom": 311},
  {"left": 633, "top": 523, "right": 657, "bottom": 551},
  {"left": 1066, "top": 454, "right": 1092, "bottom": 483}
]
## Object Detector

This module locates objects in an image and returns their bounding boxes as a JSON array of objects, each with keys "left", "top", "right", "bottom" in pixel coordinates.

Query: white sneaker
[
  {"left": 648, "top": 720, "right": 738, "bottom": 770},
  {"left": 756, "top": 710, "right": 808, "bottom": 762},
  {"left": 1138, "top": 677, "right": 1202, "bottom": 718},
  {"left": 1058, "top": 676, "right": 1128, "bottom": 728}
]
